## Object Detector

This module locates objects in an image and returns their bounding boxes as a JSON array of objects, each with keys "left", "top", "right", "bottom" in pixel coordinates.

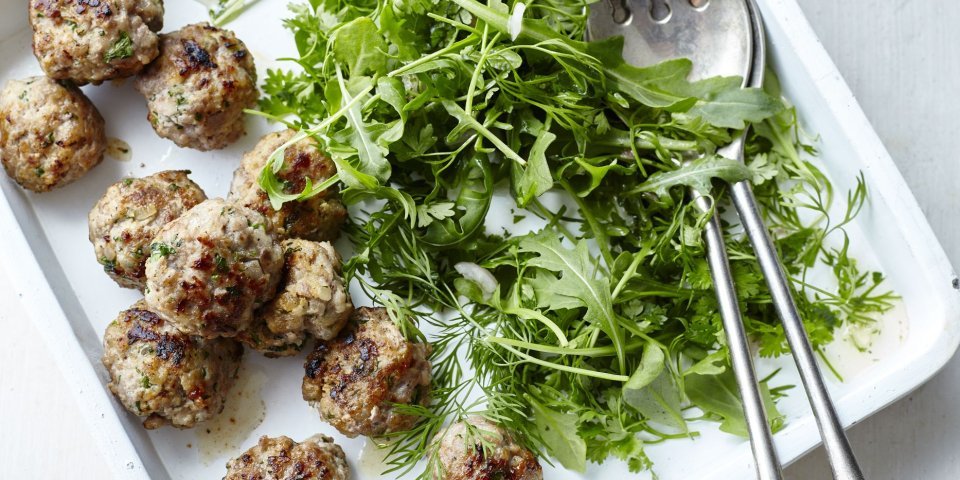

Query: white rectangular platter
[{"left": 1, "top": 0, "right": 958, "bottom": 479}]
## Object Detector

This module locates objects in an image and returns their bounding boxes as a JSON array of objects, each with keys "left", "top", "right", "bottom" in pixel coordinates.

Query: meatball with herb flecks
[
  {"left": 432, "top": 417, "right": 543, "bottom": 480},
  {"left": 88, "top": 170, "right": 206, "bottom": 290},
  {"left": 101, "top": 300, "right": 243, "bottom": 429},
  {"left": 302, "top": 307, "right": 431, "bottom": 438},
  {"left": 228, "top": 129, "right": 347, "bottom": 241},
  {"left": 144, "top": 198, "right": 283, "bottom": 338},
  {"left": 223, "top": 434, "right": 349, "bottom": 480},
  {"left": 134, "top": 23, "right": 257, "bottom": 150},
  {"left": 30, "top": 0, "right": 163, "bottom": 84},
  {"left": 261, "top": 239, "right": 353, "bottom": 341},
  {"left": 237, "top": 317, "right": 307, "bottom": 358},
  {"left": 0, "top": 76, "right": 105, "bottom": 192}
]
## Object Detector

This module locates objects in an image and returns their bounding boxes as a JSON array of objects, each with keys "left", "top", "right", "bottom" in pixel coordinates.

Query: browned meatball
[
  {"left": 223, "top": 435, "right": 349, "bottom": 480},
  {"left": 134, "top": 23, "right": 257, "bottom": 150},
  {"left": 261, "top": 239, "right": 353, "bottom": 340},
  {"left": 433, "top": 417, "right": 543, "bottom": 480},
  {"left": 144, "top": 198, "right": 283, "bottom": 338},
  {"left": 101, "top": 301, "right": 243, "bottom": 429},
  {"left": 30, "top": 0, "right": 163, "bottom": 84},
  {"left": 302, "top": 307, "right": 431, "bottom": 438},
  {"left": 0, "top": 76, "right": 105, "bottom": 192},
  {"left": 236, "top": 317, "right": 307, "bottom": 358},
  {"left": 228, "top": 129, "right": 347, "bottom": 241},
  {"left": 88, "top": 170, "right": 206, "bottom": 289}
]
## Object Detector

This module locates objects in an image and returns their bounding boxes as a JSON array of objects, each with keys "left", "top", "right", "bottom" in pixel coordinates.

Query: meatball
[
  {"left": 0, "top": 76, "right": 105, "bottom": 192},
  {"left": 228, "top": 129, "right": 347, "bottom": 242},
  {"left": 433, "top": 417, "right": 543, "bottom": 480},
  {"left": 144, "top": 198, "right": 283, "bottom": 338},
  {"left": 88, "top": 170, "right": 206, "bottom": 289},
  {"left": 237, "top": 317, "right": 307, "bottom": 358},
  {"left": 302, "top": 307, "right": 431, "bottom": 437},
  {"left": 261, "top": 239, "right": 353, "bottom": 340},
  {"left": 134, "top": 23, "right": 257, "bottom": 150},
  {"left": 30, "top": 0, "right": 163, "bottom": 84},
  {"left": 101, "top": 301, "right": 243, "bottom": 429},
  {"left": 224, "top": 435, "right": 349, "bottom": 480}
]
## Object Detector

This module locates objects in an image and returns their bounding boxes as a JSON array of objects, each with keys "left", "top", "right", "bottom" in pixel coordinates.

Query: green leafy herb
[
  {"left": 253, "top": 0, "right": 896, "bottom": 476},
  {"left": 104, "top": 32, "right": 133, "bottom": 62},
  {"left": 100, "top": 256, "right": 116, "bottom": 273},
  {"left": 530, "top": 397, "right": 587, "bottom": 472},
  {"left": 149, "top": 241, "right": 176, "bottom": 260}
]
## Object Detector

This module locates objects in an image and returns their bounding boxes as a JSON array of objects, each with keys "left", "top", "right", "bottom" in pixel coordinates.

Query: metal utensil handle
[
  {"left": 695, "top": 192, "right": 784, "bottom": 480},
  {"left": 729, "top": 179, "right": 865, "bottom": 480}
]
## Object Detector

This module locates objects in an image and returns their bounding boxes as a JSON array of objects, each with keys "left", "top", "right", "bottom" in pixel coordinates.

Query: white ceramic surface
[{"left": 1, "top": 1, "right": 957, "bottom": 479}]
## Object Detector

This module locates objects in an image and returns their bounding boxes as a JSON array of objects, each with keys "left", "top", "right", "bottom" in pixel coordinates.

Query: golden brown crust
[
  {"left": 88, "top": 170, "right": 207, "bottom": 289},
  {"left": 223, "top": 435, "right": 350, "bottom": 480},
  {"left": 228, "top": 129, "right": 347, "bottom": 242},
  {"left": 237, "top": 317, "right": 307, "bottom": 358},
  {"left": 101, "top": 300, "right": 243, "bottom": 429},
  {"left": 302, "top": 307, "right": 431, "bottom": 437},
  {"left": 30, "top": 0, "right": 163, "bottom": 84},
  {"left": 0, "top": 76, "right": 105, "bottom": 192},
  {"left": 434, "top": 418, "right": 543, "bottom": 480},
  {"left": 134, "top": 23, "right": 257, "bottom": 150},
  {"left": 260, "top": 239, "right": 353, "bottom": 341},
  {"left": 143, "top": 199, "right": 284, "bottom": 339}
]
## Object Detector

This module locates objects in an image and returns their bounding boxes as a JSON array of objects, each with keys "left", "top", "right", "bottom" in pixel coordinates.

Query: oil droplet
[
  {"left": 821, "top": 300, "right": 910, "bottom": 379},
  {"left": 106, "top": 137, "right": 132, "bottom": 161},
  {"left": 357, "top": 438, "right": 391, "bottom": 478},
  {"left": 197, "top": 364, "right": 268, "bottom": 465}
]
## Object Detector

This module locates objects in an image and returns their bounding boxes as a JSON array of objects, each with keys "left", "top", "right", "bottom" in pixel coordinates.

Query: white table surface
[{"left": 1, "top": 1, "right": 958, "bottom": 479}]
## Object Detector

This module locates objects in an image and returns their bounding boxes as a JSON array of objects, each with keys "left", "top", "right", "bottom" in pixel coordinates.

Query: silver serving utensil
[
  {"left": 731, "top": 2, "right": 865, "bottom": 479},
  {"left": 589, "top": 2, "right": 865, "bottom": 479},
  {"left": 588, "top": 2, "right": 782, "bottom": 479}
]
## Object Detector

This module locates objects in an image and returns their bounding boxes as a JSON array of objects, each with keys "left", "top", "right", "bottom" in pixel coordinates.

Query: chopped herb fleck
[
  {"left": 99, "top": 256, "right": 116, "bottom": 273},
  {"left": 104, "top": 31, "right": 134, "bottom": 62},
  {"left": 214, "top": 253, "right": 228, "bottom": 272},
  {"left": 149, "top": 241, "right": 176, "bottom": 260}
]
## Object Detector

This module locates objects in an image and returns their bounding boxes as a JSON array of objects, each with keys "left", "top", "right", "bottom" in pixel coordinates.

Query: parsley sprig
[{"left": 254, "top": 0, "right": 896, "bottom": 475}]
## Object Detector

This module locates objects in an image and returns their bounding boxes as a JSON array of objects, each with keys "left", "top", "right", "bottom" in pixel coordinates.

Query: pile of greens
[{"left": 253, "top": 0, "right": 896, "bottom": 476}]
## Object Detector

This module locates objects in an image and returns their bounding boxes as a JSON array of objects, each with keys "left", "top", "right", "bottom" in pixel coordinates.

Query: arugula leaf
[
  {"left": 515, "top": 130, "right": 555, "bottom": 206},
  {"left": 623, "top": 371, "right": 687, "bottom": 432},
  {"left": 519, "top": 231, "right": 625, "bottom": 372},
  {"left": 254, "top": 2, "right": 897, "bottom": 476},
  {"left": 329, "top": 67, "right": 391, "bottom": 189},
  {"left": 623, "top": 342, "right": 665, "bottom": 391},
  {"left": 688, "top": 88, "right": 784, "bottom": 129},
  {"left": 529, "top": 398, "right": 587, "bottom": 472},
  {"left": 333, "top": 17, "right": 388, "bottom": 76},
  {"left": 685, "top": 368, "right": 783, "bottom": 436},
  {"left": 630, "top": 155, "right": 754, "bottom": 197}
]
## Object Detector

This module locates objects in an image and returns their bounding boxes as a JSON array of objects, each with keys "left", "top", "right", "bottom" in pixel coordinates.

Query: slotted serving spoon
[{"left": 588, "top": 1, "right": 864, "bottom": 479}]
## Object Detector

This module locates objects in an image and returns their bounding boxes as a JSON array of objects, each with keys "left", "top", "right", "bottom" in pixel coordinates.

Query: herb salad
[{"left": 251, "top": 0, "right": 896, "bottom": 476}]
